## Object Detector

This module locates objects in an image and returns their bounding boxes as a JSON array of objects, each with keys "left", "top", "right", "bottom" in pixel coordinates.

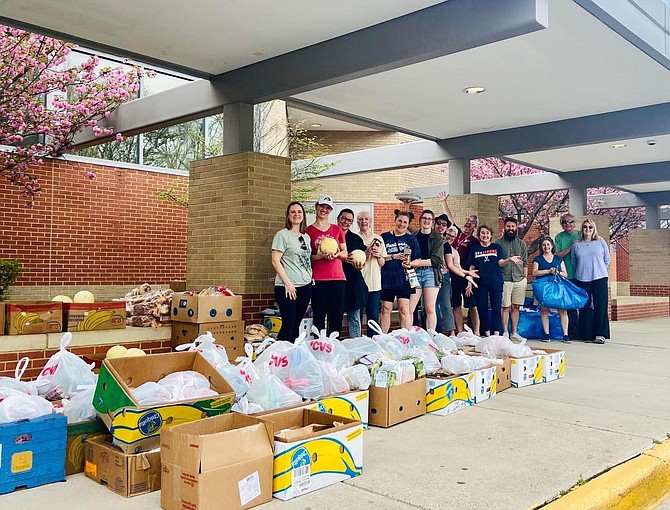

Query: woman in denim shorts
[{"left": 408, "top": 210, "right": 444, "bottom": 331}]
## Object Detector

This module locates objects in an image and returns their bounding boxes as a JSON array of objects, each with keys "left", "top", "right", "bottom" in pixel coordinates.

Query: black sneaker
[
  {"left": 541, "top": 333, "right": 550, "bottom": 343},
  {"left": 563, "top": 335, "right": 572, "bottom": 344}
]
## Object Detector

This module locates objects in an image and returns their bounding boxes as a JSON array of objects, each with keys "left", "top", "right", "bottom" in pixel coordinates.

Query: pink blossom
[{"left": 86, "top": 171, "right": 97, "bottom": 180}]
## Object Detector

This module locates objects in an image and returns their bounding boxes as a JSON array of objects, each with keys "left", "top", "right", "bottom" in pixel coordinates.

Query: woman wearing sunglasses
[
  {"left": 271, "top": 201, "right": 313, "bottom": 342},
  {"left": 571, "top": 220, "right": 611, "bottom": 344}
]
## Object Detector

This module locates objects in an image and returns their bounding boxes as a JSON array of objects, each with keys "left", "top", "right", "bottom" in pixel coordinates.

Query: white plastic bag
[
  {"left": 441, "top": 353, "right": 475, "bottom": 375},
  {"left": 368, "top": 321, "right": 407, "bottom": 360},
  {"left": 341, "top": 336, "right": 381, "bottom": 365},
  {"left": 475, "top": 335, "right": 514, "bottom": 358},
  {"left": 318, "top": 361, "right": 350, "bottom": 395},
  {"left": 0, "top": 394, "right": 54, "bottom": 423},
  {"left": 405, "top": 348, "right": 441, "bottom": 375},
  {"left": 307, "top": 327, "right": 350, "bottom": 370},
  {"left": 509, "top": 339, "right": 533, "bottom": 358},
  {"left": 132, "top": 381, "right": 174, "bottom": 405},
  {"left": 456, "top": 325, "right": 480, "bottom": 347},
  {"left": 36, "top": 333, "right": 97, "bottom": 400},
  {"left": 245, "top": 363, "right": 303, "bottom": 411},
  {"left": 157, "top": 371, "right": 217, "bottom": 400},
  {"left": 231, "top": 396, "right": 265, "bottom": 415},
  {"left": 428, "top": 329, "right": 458, "bottom": 353},
  {"left": 340, "top": 364, "right": 371, "bottom": 391},
  {"left": 62, "top": 384, "right": 97, "bottom": 424},
  {"left": 176, "top": 331, "right": 230, "bottom": 367},
  {"left": 0, "top": 358, "right": 44, "bottom": 400}
]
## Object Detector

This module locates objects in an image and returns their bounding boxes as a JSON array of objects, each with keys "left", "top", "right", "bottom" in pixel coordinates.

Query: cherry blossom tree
[
  {"left": 0, "top": 25, "right": 142, "bottom": 206},
  {"left": 471, "top": 158, "right": 644, "bottom": 247}
]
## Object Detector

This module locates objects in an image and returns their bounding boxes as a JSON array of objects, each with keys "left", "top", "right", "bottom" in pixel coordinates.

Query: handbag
[{"left": 531, "top": 274, "right": 588, "bottom": 310}]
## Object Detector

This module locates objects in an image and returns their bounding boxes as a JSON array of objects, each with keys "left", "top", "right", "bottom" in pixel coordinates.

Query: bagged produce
[
  {"left": 245, "top": 363, "right": 303, "bottom": 411},
  {"left": 0, "top": 394, "right": 54, "bottom": 423},
  {"left": 317, "top": 361, "right": 350, "bottom": 395},
  {"left": 62, "top": 384, "right": 98, "bottom": 423},
  {"left": 0, "top": 357, "right": 44, "bottom": 400},
  {"left": 340, "top": 364, "right": 371, "bottom": 391},
  {"left": 405, "top": 348, "right": 440, "bottom": 375},
  {"left": 341, "top": 336, "right": 381, "bottom": 365},
  {"left": 308, "top": 326, "right": 351, "bottom": 370},
  {"left": 455, "top": 325, "right": 480, "bottom": 347},
  {"left": 157, "top": 371, "right": 217, "bottom": 400},
  {"left": 132, "top": 381, "right": 173, "bottom": 405},
  {"left": 428, "top": 329, "right": 458, "bottom": 353},
  {"left": 231, "top": 396, "right": 265, "bottom": 415},
  {"left": 36, "top": 333, "right": 97, "bottom": 400}
]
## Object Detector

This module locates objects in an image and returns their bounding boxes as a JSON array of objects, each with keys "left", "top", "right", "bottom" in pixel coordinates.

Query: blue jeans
[
  {"left": 362, "top": 290, "right": 381, "bottom": 336},
  {"left": 348, "top": 309, "right": 362, "bottom": 338},
  {"left": 437, "top": 274, "right": 455, "bottom": 332}
]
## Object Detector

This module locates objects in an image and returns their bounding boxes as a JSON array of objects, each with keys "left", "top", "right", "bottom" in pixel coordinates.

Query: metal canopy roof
[{"left": 1, "top": 0, "right": 669, "bottom": 205}]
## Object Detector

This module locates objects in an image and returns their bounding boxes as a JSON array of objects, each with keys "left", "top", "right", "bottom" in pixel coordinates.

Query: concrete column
[
  {"left": 569, "top": 187, "right": 587, "bottom": 216},
  {"left": 645, "top": 205, "right": 660, "bottom": 229},
  {"left": 223, "top": 102, "right": 254, "bottom": 155},
  {"left": 448, "top": 159, "right": 471, "bottom": 195},
  {"left": 187, "top": 152, "right": 291, "bottom": 296}
]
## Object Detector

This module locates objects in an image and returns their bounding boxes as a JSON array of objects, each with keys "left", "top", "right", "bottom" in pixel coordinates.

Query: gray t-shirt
[{"left": 272, "top": 229, "right": 313, "bottom": 287}]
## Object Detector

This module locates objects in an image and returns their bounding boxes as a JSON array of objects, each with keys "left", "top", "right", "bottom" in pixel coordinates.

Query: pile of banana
[
  {"left": 13, "top": 312, "right": 44, "bottom": 334},
  {"left": 77, "top": 309, "right": 116, "bottom": 331}
]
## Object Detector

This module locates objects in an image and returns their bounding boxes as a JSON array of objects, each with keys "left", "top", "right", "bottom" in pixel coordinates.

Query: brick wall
[
  {"left": 308, "top": 130, "right": 421, "bottom": 155},
  {"left": 614, "top": 237, "right": 631, "bottom": 282},
  {"left": 629, "top": 230, "right": 670, "bottom": 294},
  {"left": 2, "top": 158, "right": 188, "bottom": 300}
]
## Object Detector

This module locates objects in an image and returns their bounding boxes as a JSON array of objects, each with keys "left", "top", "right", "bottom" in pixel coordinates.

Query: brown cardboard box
[
  {"left": 368, "top": 378, "right": 426, "bottom": 428},
  {"left": 93, "top": 351, "right": 236, "bottom": 453},
  {"left": 65, "top": 418, "right": 107, "bottom": 475},
  {"left": 84, "top": 435, "right": 161, "bottom": 497},
  {"left": 169, "top": 280, "right": 186, "bottom": 292},
  {"left": 171, "top": 320, "right": 245, "bottom": 349},
  {"left": 171, "top": 293, "right": 242, "bottom": 323},
  {"left": 64, "top": 301, "right": 126, "bottom": 332},
  {"left": 161, "top": 413, "right": 274, "bottom": 510},
  {"left": 497, "top": 357, "right": 512, "bottom": 392},
  {"left": 6, "top": 301, "right": 62, "bottom": 335}
]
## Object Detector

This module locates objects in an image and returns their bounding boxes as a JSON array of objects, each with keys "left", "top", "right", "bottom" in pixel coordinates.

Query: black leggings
[
  {"left": 311, "top": 280, "right": 346, "bottom": 336},
  {"left": 274, "top": 284, "right": 312, "bottom": 342},
  {"left": 475, "top": 282, "right": 503, "bottom": 335}
]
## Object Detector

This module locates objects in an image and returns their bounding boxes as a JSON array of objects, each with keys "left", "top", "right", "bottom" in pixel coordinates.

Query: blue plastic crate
[{"left": 0, "top": 413, "right": 67, "bottom": 495}]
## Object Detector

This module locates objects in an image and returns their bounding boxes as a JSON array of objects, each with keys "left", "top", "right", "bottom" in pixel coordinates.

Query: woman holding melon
[
  {"left": 271, "top": 201, "right": 313, "bottom": 342},
  {"left": 306, "top": 195, "right": 348, "bottom": 336},
  {"left": 337, "top": 208, "right": 368, "bottom": 338}
]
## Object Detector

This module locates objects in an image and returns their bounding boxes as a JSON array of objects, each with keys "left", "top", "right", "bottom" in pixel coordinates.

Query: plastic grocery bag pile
[{"left": 0, "top": 333, "right": 98, "bottom": 424}]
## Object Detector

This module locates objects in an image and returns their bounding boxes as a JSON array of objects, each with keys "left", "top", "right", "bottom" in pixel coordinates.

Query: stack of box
[
  {"left": 171, "top": 292, "right": 245, "bottom": 360},
  {"left": 63, "top": 301, "right": 126, "bottom": 332}
]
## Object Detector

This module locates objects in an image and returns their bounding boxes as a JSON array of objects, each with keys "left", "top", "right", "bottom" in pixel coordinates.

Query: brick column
[
  {"left": 446, "top": 194, "right": 499, "bottom": 234},
  {"left": 187, "top": 152, "right": 292, "bottom": 322}
]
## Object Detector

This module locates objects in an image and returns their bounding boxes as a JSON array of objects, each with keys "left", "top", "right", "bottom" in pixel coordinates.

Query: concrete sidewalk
[{"left": 3, "top": 317, "right": 670, "bottom": 510}]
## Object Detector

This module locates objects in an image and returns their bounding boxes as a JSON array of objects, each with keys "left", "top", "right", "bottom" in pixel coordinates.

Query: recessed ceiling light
[
  {"left": 309, "top": 123, "right": 322, "bottom": 128},
  {"left": 463, "top": 86, "right": 486, "bottom": 94},
  {"left": 610, "top": 143, "right": 626, "bottom": 149}
]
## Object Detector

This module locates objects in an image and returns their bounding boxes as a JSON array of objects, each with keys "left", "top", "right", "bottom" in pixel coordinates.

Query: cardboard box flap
[
  {"left": 200, "top": 423, "right": 272, "bottom": 472},
  {"left": 259, "top": 408, "right": 359, "bottom": 443},
  {"left": 136, "top": 452, "right": 153, "bottom": 471},
  {"left": 161, "top": 413, "right": 274, "bottom": 471}
]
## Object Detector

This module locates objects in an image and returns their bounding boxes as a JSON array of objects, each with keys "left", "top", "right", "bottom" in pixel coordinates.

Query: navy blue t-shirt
[
  {"left": 380, "top": 231, "right": 420, "bottom": 291},
  {"left": 466, "top": 243, "right": 505, "bottom": 287}
]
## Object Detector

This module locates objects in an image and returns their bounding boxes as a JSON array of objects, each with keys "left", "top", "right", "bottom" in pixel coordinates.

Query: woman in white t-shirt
[{"left": 271, "top": 201, "right": 313, "bottom": 342}]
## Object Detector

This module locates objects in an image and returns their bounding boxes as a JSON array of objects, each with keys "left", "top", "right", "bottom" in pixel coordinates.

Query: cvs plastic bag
[
  {"left": 0, "top": 394, "right": 54, "bottom": 423},
  {"left": 245, "top": 363, "right": 303, "bottom": 411},
  {"left": 341, "top": 336, "right": 381, "bottom": 365},
  {"left": 0, "top": 357, "right": 44, "bottom": 400},
  {"left": 36, "top": 333, "right": 97, "bottom": 400},
  {"left": 62, "top": 384, "right": 98, "bottom": 423},
  {"left": 307, "top": 326, "right": 351, "bottom": 370},
  {"left": 318, "top": 360, "right": 350, "bottom": 395},
  {"left": 368, "top": 321, "right": 407, "bottom": 360}
]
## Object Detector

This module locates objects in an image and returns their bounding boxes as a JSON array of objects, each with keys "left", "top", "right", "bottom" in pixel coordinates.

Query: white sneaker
[
  {"left": 511, "top": 332, "right": 526, "bottom": 342},
  {"left": 503, "top": 331, "right": 510, "bottom": 338}
]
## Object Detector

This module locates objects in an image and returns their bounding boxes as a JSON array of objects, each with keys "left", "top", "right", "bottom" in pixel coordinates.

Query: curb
[{"left": 543, "top": 440, "right": 670, "bottom": 509}]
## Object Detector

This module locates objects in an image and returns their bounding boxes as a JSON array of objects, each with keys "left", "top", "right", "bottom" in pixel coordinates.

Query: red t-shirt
[{"left": 306, "top": 224, "right": 346, "bottom": 281}]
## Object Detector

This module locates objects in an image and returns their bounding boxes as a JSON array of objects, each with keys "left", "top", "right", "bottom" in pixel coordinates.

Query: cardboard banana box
[
  {"left": 6, "top": 301, "right": 63, "bottom": 335},
  {"left": 64, "top": 301, "right": 126, "bottom": 332},
  {"left": 93, "top": 351, "right": 236, "bottom": 453}
]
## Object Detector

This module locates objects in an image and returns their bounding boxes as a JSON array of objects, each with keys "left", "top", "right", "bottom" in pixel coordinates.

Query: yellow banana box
[
  {"left": 259, "top": 408, "right": 363, "bottom": 501},
  {"left": 65, "top": 418, "right": 107, "bottom": 475},
  {"left": 64, "top": 302, "right": 126, "bottom": 332},
  {"left": 425, "top": 374, "right": 475, "bottom": 416},
  {"left": 472, "top": 364, "right": 497, "bottom": 403},
  {"left": 510, "top": 354, "right": 544, "bottom": 388},
  {"left": 539, "top": 348, "right": 566, "bottom": 383},
  {"left": 93, "top": 351, "right": 236, "bottom": 453},
  {"left": 302, "top": 390, "right": 370, "bottom": 429},
  {"left": 6, "top": 301, "right": 62, "bottom": 335}
]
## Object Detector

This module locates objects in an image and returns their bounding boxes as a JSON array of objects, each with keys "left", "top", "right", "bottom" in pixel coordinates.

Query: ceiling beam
[
  {"left": 73, "top": 0, "right": 547, "bottom": 147},
  {"left": 562, "top": 161, "right": 670, "bottom": 188},
  {"left": 439, "top": 102, "right": 670, "bottom": 159}
]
